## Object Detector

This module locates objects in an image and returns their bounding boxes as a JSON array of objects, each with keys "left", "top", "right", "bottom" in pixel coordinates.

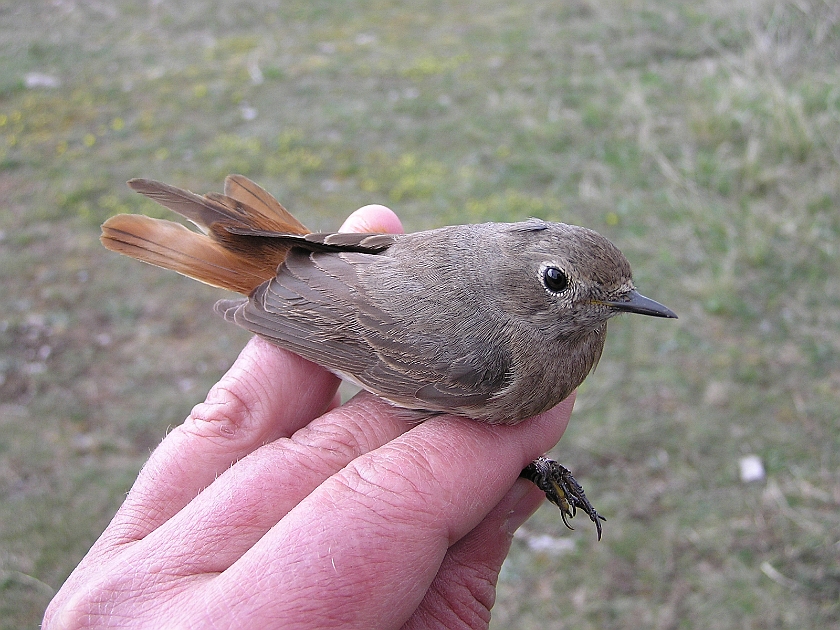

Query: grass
[{"left": 1, "top": 0, "right": 838, "bottom": 627}]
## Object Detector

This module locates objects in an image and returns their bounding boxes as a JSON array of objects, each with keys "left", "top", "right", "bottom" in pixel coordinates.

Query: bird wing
[{"left": 216, "top": 247, "right": 510, "bottom": 417}]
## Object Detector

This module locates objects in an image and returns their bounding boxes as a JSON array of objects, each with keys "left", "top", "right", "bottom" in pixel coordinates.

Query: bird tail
[{"left": 101, "top": 175, "right": 311, "bottom": 295}]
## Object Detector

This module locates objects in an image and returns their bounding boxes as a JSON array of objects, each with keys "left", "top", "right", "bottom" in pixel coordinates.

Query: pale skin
[{"left": 44, "top": 205, "right": 576, "bottom": 630}]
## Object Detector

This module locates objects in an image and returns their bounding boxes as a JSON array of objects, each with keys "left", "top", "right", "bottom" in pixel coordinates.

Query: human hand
[{"left": 44, "top": 204, "right": 575, "bottom": 629}]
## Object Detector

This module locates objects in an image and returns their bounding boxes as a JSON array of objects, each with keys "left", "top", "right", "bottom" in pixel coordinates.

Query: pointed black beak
[{"left": 602, "top": 290, "right": 678, "bottom": 319}]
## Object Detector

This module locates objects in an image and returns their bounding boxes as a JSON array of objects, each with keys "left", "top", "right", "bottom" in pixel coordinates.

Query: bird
[{"left": 101, "top": 174, "right": 677, "bottom": 538}]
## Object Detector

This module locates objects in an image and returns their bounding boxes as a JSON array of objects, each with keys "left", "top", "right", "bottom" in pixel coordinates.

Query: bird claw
[{"left": 520, "top": 455, "right": 606, "bottom": 540}]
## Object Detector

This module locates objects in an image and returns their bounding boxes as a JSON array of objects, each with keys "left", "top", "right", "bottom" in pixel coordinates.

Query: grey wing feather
[
  {"left": 216, "top": 246, "right": 510, "bottom": 417},
  {"left": 219, "top": 250, "right": 381, "bottom": 375}
]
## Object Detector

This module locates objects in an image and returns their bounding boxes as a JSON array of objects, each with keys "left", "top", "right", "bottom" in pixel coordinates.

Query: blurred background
[{"left": 1, "top": 0, "right": 838, "bottom": 627}]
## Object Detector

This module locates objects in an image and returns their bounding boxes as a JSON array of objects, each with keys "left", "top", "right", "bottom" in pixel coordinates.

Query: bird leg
[{"left": 520, "top": 456, "right": 606, "bottom": 540}]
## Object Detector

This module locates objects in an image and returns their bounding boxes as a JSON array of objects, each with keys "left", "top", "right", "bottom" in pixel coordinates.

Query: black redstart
[{"left": 101, "top": 175, "right": 677, "bottom": 538}]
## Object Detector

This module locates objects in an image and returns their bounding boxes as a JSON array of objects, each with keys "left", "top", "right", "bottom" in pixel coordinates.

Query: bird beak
[{"left": 600, "top": 290, "right": 678, "bottom": 319}]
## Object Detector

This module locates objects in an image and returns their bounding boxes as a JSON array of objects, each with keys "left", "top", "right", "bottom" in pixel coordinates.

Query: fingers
[
  {"left": 125, "top": 393, "right": 417, "bottom": 575},
  {"left": 51, "top": 392, "right": 422, "bottom": 628},
  {"left": 185, "top": 395, "right": 575, "bottom": 629}
]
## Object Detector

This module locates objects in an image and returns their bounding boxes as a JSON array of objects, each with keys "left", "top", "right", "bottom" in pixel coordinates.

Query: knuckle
[
  {"left": 338, "top": 446, "right": 442, "bottom": 519},
  {"left": 289, "top": 417, "right": 367, "bottom": 466},
  {"left": 185, "top": 379, "right": 261, "bottom": 441}
]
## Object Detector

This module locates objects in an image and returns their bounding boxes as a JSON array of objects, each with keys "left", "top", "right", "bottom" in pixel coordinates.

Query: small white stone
[
  {"left": 739, "top": 455, "right": 765, "bottom": 483},
  {"left": 516, "top": 529, "right": 576, "bottom": 555},
  {"left": 25, "top": 72, "right": 61, "bottom": 89}
]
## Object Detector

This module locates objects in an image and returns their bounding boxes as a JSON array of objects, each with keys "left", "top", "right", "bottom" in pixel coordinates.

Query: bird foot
[{"left": 520, "top": 456, "right": 606, "bottom": 540}]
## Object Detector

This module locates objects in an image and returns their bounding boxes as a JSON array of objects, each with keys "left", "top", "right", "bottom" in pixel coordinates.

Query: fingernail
[{"left": 502, "top": 479, "right": 543, "bottom": 536}]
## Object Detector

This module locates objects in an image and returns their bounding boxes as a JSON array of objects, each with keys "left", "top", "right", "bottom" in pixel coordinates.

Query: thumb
[{"left": 339, "top": 204, "right": 404, "bottom": 234}]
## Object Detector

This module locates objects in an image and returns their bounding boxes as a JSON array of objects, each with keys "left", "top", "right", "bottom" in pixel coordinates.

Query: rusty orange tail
[{"left": 101, "top": 175, "right": 310, "bottom": 295}]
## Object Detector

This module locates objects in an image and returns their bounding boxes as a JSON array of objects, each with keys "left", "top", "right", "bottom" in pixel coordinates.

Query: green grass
[{"left": 1, "top": 0, "right": 838, "bottom": 627}]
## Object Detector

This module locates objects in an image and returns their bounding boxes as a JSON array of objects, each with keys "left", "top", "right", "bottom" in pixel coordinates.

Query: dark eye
[{"left": 543, "top": 266, "right": 568, "bottom": 292}]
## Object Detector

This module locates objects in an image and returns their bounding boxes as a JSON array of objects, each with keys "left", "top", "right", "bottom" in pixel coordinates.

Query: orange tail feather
[{"left": 101, "top": 176, "right": 311, "bottom": 295}]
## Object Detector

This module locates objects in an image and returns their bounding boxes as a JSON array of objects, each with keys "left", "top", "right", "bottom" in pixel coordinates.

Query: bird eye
[{"left": 542, "top": 266, "right": 568, "bottom": 292}]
